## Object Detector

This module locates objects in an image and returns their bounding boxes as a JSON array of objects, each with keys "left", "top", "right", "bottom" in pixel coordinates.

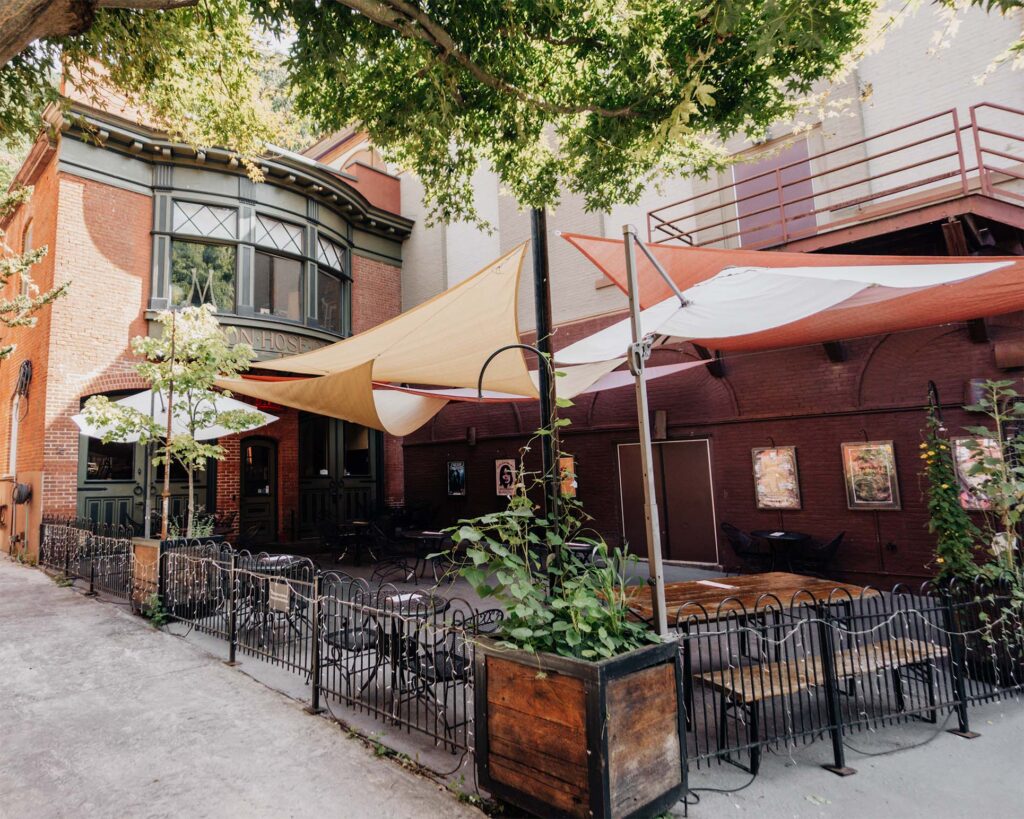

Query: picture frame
[
  {"left": 495, "top": 459, "right": 516, "bottom": 496},
  {"left": 841, "top": 441, "right": 901, "bottom": 510},
  {"left": 951, "top": 436, "right": 1000, "bottom": 510},
  {"left": 447, "top": 460, "right": 466, "bottom": 497},
  {"left": 751, "top": 446, "right": 801, "bottom": 510}
]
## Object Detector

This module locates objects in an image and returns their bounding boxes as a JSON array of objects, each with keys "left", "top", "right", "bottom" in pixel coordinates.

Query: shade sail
[
  {"left": 558, "top": 233, "right": 1024, "bottom": 355},
  {"left": 251, "top": 243, "right": 537, "bottom": 396},
  {"left": 72, "top": 389, "right": 277, "bottom": 443}
]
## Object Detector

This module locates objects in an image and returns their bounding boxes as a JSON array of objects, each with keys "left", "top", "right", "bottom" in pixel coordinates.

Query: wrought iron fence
[
  {"left": 676, "top": 577, "right": 1024, "bottom": 776},
  {"left": 158, "top": 545, "right": 483, "bottom": 753},
  {"left": 32, "top": 519, "right": 1024, "bottom": 784},
  {"left": 39, "top": 516, "right": 134, "bottom": 600}
]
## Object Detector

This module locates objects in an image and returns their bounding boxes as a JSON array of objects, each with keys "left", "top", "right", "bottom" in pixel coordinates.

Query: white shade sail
[
  {"left": 72, "top": 389, "right": 277, "bottom": 443},
  {"left": 555, "top": 260, "right": 1011, "bottom": 365}
]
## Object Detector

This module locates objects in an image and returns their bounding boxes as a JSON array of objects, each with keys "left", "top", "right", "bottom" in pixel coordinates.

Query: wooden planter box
[{"left": 474, "top": 638, "right": 687, "bottom": 819}]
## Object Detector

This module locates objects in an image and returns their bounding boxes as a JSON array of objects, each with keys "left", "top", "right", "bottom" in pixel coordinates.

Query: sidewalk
[{"left": 0, "top": 558, "right": 481, "bottom": 819}]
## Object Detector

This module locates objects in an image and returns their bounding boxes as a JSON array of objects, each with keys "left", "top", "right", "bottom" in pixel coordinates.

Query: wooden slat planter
[{"left": 474, "top": 638, "right": 687, "bottom": 819}]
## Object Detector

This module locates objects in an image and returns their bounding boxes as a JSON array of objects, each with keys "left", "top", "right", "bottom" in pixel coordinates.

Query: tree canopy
[{"left": 1, "top": 1, "right": 1021, "bottom": 223}]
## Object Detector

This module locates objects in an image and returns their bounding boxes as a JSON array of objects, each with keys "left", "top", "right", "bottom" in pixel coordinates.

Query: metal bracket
[{"left": 628, "top": 335, "right": 655, "bottom": 376}]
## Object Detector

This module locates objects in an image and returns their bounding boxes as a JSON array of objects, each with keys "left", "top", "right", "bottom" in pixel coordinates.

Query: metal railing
[
  {"left": 39, "top": 516, "right": 135, "bottom": 600},
  {"left": 648, "top": 102, "right": 1024, "bottom": 248},
  {"left": 676, "top": 576, "right": 1023, "bottom": 774}
]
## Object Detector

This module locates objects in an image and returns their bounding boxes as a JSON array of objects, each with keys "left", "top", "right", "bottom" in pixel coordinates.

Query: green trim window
[
  {"left": 254, "top": 251, "right": 302, "bottom": 321},
  {"left": 317, "top": 269, "right": 344, "bottom": 334},
  {"left": 85, "top": 439, "right": 134, "bottom": 481},
  {"left": 171, "top": 240, "right": 236, "bottom": 312}
]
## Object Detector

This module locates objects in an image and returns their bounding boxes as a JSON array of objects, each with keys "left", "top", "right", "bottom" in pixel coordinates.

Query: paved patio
[{"left": 0, "top": 558, "right": 482, "bottom": 819}]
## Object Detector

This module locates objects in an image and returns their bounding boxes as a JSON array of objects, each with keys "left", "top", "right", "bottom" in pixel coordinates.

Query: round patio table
[{"left": 750, "top": 530, "right": 810, "bottom": 572}]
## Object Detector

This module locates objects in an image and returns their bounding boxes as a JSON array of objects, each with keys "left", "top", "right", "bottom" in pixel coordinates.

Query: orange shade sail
[{"left": 560, "top": 233, "right": 1024, "bottom": 352}]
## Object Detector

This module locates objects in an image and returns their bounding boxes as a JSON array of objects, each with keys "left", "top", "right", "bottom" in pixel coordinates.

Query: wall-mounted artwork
[
  {"left": 952, "top": 437, "right": 1000, "bottom": 510},
  {"left": 559, "top": 455, "right": 576, "bottom": 498},
  {"left": 751, "top": 446, "right": 801, "bottom": 510},
  {"left": 447, "top": 460, "right": 466, "bottom": 496},
  {"left": 495, "top": 459, "right": 516, "bottom": 496},
  {"left": 841, "top": 441, "right": 901, "bottom": 510}
]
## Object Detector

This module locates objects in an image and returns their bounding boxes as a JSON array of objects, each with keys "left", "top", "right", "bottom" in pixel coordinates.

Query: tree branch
[{"left": 333, "top": 0, "right": 639, "bottom": 119}]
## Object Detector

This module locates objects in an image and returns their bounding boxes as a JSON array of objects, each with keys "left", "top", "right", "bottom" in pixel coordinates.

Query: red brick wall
[
  {"left": 402, "top": 316, "right": 1022, "bottom": 587},
  {"left": 351, "top": 254, "right": 405, "bottom": 507}
]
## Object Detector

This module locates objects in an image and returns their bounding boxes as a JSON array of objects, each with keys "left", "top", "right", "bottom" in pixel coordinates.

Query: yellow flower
[
  {"left": 927, "top": 450, "right": 936, "bottom": 456},
  {"left": 941, "top": 484, "right": 949, "bottom": 489},
  {"left": 919, "top": 442, "right": 928, "bottom": 449},
  {"left": 936, "top": 557, "right": 945, "bottom": 564},
  {"left": 920, "top": 453, "right": 928, "bottom": 459},
  {"left": 939, "top": 444, "right": 948, "bottom": 450}
]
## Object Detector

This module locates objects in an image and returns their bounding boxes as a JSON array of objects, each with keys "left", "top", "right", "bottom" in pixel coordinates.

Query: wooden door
[
  {"left": 617, "top": 440, "right": 719, "bottom": 564},
  {"left": 733, "top": 138, "right": 816, "bottom": 247},
  {"left": 240, "top": 438, "right": 277, "bottom": 543}
]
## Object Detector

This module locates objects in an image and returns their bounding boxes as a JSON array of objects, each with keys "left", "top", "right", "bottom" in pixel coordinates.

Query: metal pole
[
  {"left": 622, "top": 225, "right": 668, "bottom": 638},
  {"left": 160, "top": 312, "right": 176, "bottom": 542},
  {"left": 530, "top": 208, "right": 560, "bottom": 529}
]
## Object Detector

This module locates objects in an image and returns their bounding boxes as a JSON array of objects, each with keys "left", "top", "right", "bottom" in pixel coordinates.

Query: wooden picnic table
[{"left": 623, "top": 572, "right": 878, "bottom": 624}]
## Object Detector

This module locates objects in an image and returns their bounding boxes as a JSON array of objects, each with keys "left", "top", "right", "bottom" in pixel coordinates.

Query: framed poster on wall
[
  {"left": 751, "top": 446, "right": 801, "bottom": 510},
  {"left": 447, "top": 460, "right": 466, "bottom": 496},
  {"left": 495, "top": 459, "right": 516, "bottom": 496},
  {"left": 841, "top": 441, "right": 901, "bottom": 510}
]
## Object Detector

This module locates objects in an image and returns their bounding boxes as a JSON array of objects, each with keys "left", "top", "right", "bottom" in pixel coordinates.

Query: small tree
[
  {"left": 0, "top": 185, "right": 69, "bottom": 359},
  {"left": 83, "top": 304, "right": 265, "bottom": 538}
]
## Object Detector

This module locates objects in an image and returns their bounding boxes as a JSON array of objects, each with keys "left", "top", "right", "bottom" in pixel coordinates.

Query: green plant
[
  {"left": 53, "top": 574, "right": 73, "bottom": 588},
  {"left": 449, "top": 451, "right": 657, "bottom": 661},
  {"left": 142, "top": 593, "right": 169, "bottom": 627},
  {"left": 962, "top": 380, "right": 1024, "bottom": 579},
  {"left": 82, "top": 305, "right": 264, "bottom": 538},
  {"left": 921, "top": 402, "right": 981, "bottom": 580}
]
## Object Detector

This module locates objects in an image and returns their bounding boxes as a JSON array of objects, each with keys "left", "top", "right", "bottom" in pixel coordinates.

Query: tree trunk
[{"left": 186, "top": 465, "right": 195, "bottom": 539}]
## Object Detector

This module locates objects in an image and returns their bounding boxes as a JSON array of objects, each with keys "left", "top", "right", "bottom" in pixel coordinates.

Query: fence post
[
  {"left": 942, "top": 591, "right": 980, "bottom": 739},
  {"left": 86, "top": 559, "right": 97, "bottom": 596},
  {"left": 815, "top": 605, "right": 856, "bottom": 776},
  {"left": 226, "top": 551, "right": 238, "bottom": 667},
  {"left": 306, "top": 574, "right": 324, "bottom": 714},
  {"left": 38, "top": 521, "right": 45, "bottom": 565}
]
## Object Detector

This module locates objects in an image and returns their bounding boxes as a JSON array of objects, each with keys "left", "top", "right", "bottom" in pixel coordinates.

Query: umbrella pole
[
  {"left": 623, "top": 224, "right": 669, "bottom": 638},
  {"left": 160, "top": 312, "right": 176, "bottom": 542}
]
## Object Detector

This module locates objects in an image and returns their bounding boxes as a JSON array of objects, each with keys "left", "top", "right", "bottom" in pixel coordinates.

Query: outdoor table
[
  {"left": 751, "top": 530, "right": 811, "bottom": 572},
  {"left": 623, "top": 572, "right": 877, "bottom": 730},
  {"left": 399, "top": 529, "right": 451, "bottom": 580},
  {"left": 373, "top": 591, "right": 452, "bottom": 692}
]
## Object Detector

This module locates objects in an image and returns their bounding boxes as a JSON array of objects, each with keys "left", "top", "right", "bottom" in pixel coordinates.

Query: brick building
[{"left": 0, "top": 95, "right": 411, "bottom": 556}]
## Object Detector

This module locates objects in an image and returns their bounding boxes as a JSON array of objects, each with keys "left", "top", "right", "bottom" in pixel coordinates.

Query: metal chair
[
  {"left": 720, "top": 522, "right": 771, "bottom": 573},
  {"left": 792, "top": 532, "right": 845, "bottom": 577}
]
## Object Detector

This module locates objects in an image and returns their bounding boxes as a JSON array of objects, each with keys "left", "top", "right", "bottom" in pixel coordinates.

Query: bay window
[{"left": 254, "top": 252, "right": 302, "bottom": 321}]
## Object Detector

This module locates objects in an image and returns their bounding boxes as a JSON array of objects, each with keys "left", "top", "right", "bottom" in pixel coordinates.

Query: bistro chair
[
  {"left": 791, "top": 532, "right": 845, "bottom": 577},
  {"left": 317, "top": 573, "right": 380, "bottom": 701},
  {"left": 720, "top": 522, "right": 771, "bottom": 573}
]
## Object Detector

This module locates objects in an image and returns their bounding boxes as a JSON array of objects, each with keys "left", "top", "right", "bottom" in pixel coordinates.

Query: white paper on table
[
  {"left": 769, "top": 531, "right": 786, "bottom": 537},
  {"left": 697, "top": 580, "right": 738, "bottom": 590},
  {"left": 392, "top": 593, "right": 417, "bottom": 603}
]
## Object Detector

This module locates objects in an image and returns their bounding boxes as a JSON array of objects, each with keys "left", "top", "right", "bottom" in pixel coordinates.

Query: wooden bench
[{"left": 696, "top": 638, "right": 949, "bottom": 773}]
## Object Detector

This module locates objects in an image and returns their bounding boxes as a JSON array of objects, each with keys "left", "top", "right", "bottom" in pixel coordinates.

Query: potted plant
[{"left": 448, "top": 460, "right": 686, "bottom": 819}]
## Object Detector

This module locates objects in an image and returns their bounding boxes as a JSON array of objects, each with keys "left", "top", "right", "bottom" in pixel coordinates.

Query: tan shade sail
[
  {"left": 217, "top": 363, "right": 450, "bottom": 436},
  {"left": 560, "top": 233, "right": 1024, "bottom": 353},
  {"left": 252, "top": 243, "right": 537, "bottom": 396}
]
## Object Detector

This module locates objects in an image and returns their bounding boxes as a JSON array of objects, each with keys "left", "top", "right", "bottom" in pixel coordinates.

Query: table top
[
  {"left": 623, "top": 572, "right": 877, "bottom": 623},
  {"left": 383, "top": 590, "right": 451, "bottom": 616},
  {"left": 751, "top": 530, "right": 811, "bottom": 542}
]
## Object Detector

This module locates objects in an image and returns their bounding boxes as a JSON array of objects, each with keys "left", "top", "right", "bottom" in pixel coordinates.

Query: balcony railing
[{"left": 647, "top": 102, "right": 1024, "bottom": 248}]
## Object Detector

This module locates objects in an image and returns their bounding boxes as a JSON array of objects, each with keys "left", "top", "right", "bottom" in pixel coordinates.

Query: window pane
[
  {"left": 272, "top": 257, "right": 302, "bottom": 320},
  {"left": 171, "top": 241, "right": 236, "bottom": 312},
  {"left": 86, "top": 439, "right": 134, "bottom": 481},
  {"left": 172, "top": 201, "right": 236, "bottom": 240},
  {"left": 254, "top": 214, "right": 303, "bottom": 254},
  {"left": 254, "top": 251, "right": 272, "bottom": 315},
  {"left": 316, "top": 235, "right": 344, "bottom": 271},
  {"left": 255, "top": 252, "right": 301, "bottom": 320},
  {"left": 299, "top": 414, "right": 330, "bottom": 478},
  {"left": 344, "top": 423, "right": 370, "bottom": 476},
  {"left": 318, "top": 269, "right": 343, "bottom": 333}
]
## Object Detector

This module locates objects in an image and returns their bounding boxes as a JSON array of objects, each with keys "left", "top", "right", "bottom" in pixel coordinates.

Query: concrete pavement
[{"left": 0, "top": 558, "right": 482, "bottom": 819}]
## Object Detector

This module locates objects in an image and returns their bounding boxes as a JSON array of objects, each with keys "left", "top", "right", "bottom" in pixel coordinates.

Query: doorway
[
  {"left": 617, "top": 439, "right": 719, "bottom": 564},
  {"left": 240, "top": 438, "right": 277, "bottom": 544}
]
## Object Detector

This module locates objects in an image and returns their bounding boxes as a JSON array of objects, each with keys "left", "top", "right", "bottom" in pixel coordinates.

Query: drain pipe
[{"left": 9, "top": 361, "right": 32, "bottom": 554}]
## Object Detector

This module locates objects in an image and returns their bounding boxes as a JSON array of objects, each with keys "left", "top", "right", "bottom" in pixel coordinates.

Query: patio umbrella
[{"left": 71, "top": 388, "right": 278, "bottom": 442}]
